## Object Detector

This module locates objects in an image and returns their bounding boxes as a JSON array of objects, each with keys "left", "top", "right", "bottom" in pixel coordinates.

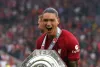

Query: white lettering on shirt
[{"left": 72, "top": 45, "right": 80, "bottom": 53}]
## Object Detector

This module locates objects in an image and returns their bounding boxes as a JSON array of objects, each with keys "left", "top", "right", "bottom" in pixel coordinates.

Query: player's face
[
  {"left": 38, "top": 17, "right": 46, "bottom": 33},
  {"left": 42, "top": 13, "right": 59, "bottom": 36}
]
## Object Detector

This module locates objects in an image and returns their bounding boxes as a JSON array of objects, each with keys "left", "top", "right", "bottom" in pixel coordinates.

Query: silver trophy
[{"left": 21, "top": 49, "right": 67, "bottom": 67}]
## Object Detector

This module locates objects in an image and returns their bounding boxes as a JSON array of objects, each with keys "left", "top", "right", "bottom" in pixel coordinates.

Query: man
[
  {"left": 36, "top": 7, "right": 80, "bottom": 67},
  {"left": 38, "top": 15, "right": 45, "bottom": 33}
]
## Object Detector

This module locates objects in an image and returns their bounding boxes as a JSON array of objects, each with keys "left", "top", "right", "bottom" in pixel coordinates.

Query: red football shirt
[{"left": 36, "top": 29, "right": 80, "bottom": 65}]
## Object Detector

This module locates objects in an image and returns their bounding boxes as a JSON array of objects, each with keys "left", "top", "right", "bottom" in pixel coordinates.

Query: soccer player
[
  {"left": 38, "top": 15, "right": 45, "bottom": 33},
  {"left": 36, "top": 7, "right": 80, "bottom": 67}
]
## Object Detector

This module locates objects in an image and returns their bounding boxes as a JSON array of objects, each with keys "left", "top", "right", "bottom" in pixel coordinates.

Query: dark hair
[{"left": 43, "top": 7, "right": 58, "bottom": 17}]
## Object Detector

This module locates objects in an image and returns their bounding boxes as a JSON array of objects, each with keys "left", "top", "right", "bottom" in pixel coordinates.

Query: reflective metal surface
[{"left": 21, "top": 49, "right": 67, "bottom": 67}]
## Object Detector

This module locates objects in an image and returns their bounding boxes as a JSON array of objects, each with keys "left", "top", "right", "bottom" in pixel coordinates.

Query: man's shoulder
[
  {"left": 61, "top": 29, "right": 74, "bottom": 37},
  {"left": 59, "top": 29, "right": 76, "bottom": 45},
  {"left": 61, "top": 29, "right": 78, "bottom": 44}
]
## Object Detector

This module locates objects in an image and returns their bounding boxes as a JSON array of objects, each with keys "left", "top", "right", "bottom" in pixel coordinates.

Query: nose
[
  {"left": 46, "top": 21, "right": 51, "bottom": 25},
  {"left": 46, "top": 22, "right": 51, "bottom": 28}
]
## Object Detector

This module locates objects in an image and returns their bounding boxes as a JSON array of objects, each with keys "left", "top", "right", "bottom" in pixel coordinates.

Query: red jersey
[{"left": 36, "top": 29, "right": 80, "bottom": 65}]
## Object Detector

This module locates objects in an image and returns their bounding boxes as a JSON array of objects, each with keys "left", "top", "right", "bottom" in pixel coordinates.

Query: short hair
[{"left": 42, "top": 7, "right": 58, "bottom": 17}]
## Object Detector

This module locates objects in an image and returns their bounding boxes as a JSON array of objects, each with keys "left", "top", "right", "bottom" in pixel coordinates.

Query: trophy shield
[{"left": 21, "top": 49, "right": 67, "bottom": 67}]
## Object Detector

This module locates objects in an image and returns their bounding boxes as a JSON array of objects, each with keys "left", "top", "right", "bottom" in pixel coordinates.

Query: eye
[
  {"left": 43, "top": 19, "right": 55, "bottom": 22},
  {"left": 43, "top": 19, "right": 49, "bottom": 22},
  {"left": 50, "top": 19, "right": 55, "bottom": 22}
]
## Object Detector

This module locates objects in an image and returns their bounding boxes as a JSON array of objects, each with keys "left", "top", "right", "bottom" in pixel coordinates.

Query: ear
[{"left": 57, "top": 17, "right": 60, "bottom": 25}]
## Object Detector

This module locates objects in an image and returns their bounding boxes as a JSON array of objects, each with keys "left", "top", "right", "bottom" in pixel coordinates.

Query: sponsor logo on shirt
[{"left": 72, "top": 45, "right": 80, "bottom": 53}]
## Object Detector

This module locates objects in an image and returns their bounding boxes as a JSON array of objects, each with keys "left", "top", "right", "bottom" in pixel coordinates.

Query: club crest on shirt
[{"left": 72, "top": 45, "right": 80, "bottom": 53}]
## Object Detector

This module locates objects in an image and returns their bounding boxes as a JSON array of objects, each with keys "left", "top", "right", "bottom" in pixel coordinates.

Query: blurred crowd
[{"left": 0, "top": 0, "right": 100, "bottom": 67}]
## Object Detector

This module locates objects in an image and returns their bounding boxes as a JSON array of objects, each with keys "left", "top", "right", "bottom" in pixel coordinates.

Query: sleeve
[{"left": 67, "top": 35, "right": 80, "bottom": 61}]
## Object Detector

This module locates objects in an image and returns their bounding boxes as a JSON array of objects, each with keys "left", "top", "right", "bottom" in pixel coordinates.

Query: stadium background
[{"left": 0, "top": 0, "right": 100, "bottom": 67}]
